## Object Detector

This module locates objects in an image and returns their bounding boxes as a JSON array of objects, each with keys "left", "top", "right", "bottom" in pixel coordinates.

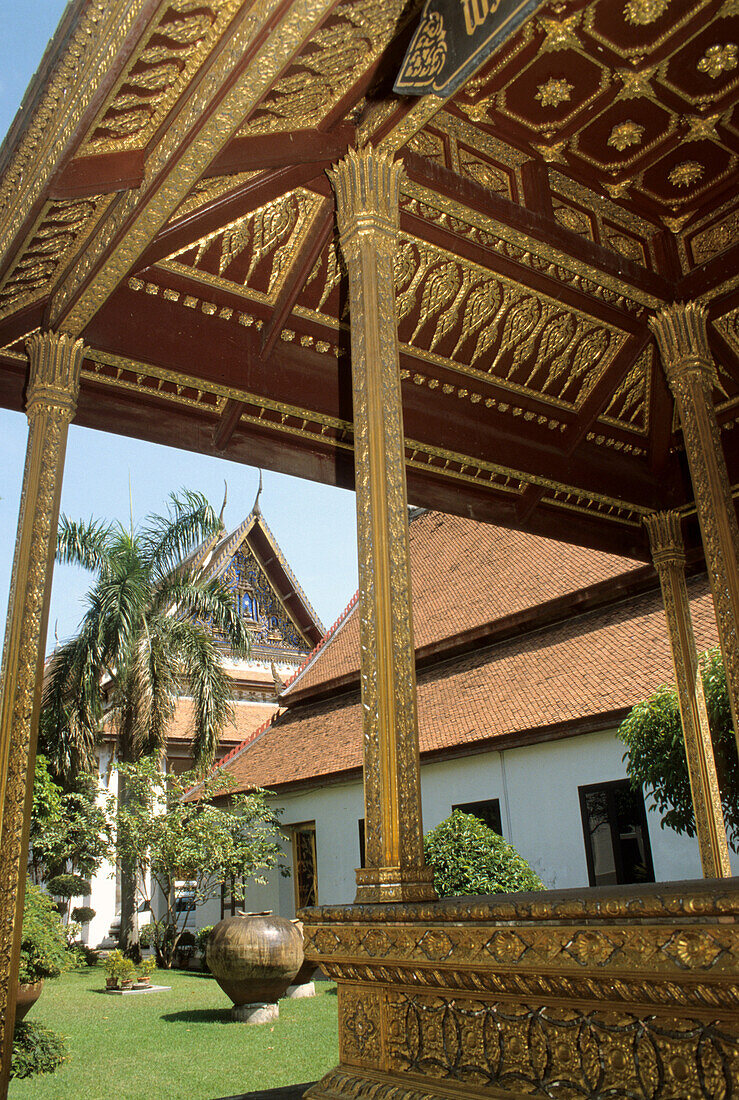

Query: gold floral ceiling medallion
[
  {"left": 536, "top": 77, "right": 574, "bottom": 108},
  {"left": 623, "top": 0, "right": 671, "bottom": 25},
  {"left": 608, "top": 120, "right": 644, "bottom": 151},
  {"left": 668, "top": 161, "right": 704, "bottom": 188},
  {"left": 697, "top": 44, "right": 738, "bottom": 80}
]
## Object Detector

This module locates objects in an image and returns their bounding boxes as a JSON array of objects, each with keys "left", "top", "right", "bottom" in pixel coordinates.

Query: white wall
[
  {"left": 210, "top": 725, "right": 737, "bottom": 925},
  {"left": 85, "top": 744, "right": 117, "bottom": 947}
]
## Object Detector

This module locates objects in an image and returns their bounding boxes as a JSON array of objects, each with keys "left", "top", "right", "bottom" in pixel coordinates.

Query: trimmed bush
[
  {"left": 10, "top": 1022, "right": 68, "bottom": 1079},
  {"left": 20, "top": 884, "right": 69, "bottom": 984},
  {"left": 424, "top": 811, "right": 544, "bottom": 897},
  {"left": 71, "top": 906, "right": 95, "bottom": 925}
]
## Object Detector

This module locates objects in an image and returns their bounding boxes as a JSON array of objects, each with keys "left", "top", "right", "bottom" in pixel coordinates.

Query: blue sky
[{"left": 0, "top": 0, "right": 359, "bottom": 649}]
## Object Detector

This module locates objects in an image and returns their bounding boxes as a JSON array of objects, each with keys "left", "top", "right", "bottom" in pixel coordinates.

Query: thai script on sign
[{"left": 460, "top": 0, "right": 503, "bottom": 36}]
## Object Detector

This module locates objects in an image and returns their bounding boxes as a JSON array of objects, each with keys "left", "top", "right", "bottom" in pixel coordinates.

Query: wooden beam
[
  {"left": 49, "top": 150, "right": 145, "bottom": 200},
  {"left": 208, "top": 124, "right": 354, "bottom": 177}
]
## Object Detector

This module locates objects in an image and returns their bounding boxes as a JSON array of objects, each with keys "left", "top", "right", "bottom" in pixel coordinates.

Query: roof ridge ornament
[{"left": 252, "top": 469, "right": 263, "bottom": 516}]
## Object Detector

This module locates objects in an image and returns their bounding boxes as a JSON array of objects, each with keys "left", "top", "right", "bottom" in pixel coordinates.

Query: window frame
[{"left": 578, "top": 778, "right": 655, "bottom": 888}]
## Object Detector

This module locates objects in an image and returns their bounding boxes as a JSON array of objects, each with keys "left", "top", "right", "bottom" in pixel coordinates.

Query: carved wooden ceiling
[{"left": 0, "top": 0, "right": 737, "bottom": 559}]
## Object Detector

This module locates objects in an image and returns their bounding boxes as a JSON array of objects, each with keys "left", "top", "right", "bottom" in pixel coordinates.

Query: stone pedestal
[
  {"left": 303, "top": 879, "right": 739, "bottom": 1099},
  {"left": 231, "top": 1002, "right": 279, "bottom": 1025},
  {"left": 284, "top": 981, "right": 316, "bottom": 999}
]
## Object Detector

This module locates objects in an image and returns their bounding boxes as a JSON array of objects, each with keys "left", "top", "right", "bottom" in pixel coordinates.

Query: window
[
  {"left": 220, "top": 875, "right": 243, "bottom": 919},
  {"left": 292, "top": 824, "right": 318, "bottom": 909},
  {"left": 579, "top": 780, "right": 655, "bottom": 887},
  {"left": 358, "top": 819, "right": 365, "bottom": 868},
  {"left": 452, "top": 798, "right": 503, "bottom": 835}
]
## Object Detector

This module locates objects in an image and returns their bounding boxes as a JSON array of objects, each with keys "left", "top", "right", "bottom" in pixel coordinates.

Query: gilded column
[
  {"left": 650, "top": 303, "right": 739, "bottom": 755},
  {"left": 329, "top": 148, "right": 435, "bottom": 903},
  {"left": 644, "top": 512, "right": 731, "bottom": 879},
  {"left": 0, "top": 332, "right": 83, "bottom": 1093}
]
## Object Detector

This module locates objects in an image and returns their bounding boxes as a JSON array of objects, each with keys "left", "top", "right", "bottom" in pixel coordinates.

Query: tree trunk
[{"left": 117, "top": 767, "right": 140, "bottom": 961}]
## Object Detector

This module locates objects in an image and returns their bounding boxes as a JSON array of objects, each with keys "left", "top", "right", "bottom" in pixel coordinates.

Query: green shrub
[
  {"left": 19, "top": 884, "right": 69, "bottom": 983},
  {"left": 45, "top": 874, "right": 91, "bottom": 900},
  {"left": 10, "top": 1022, "right": 68, "bottom": 1079},
  {"left": 71, "top": 906, "right": 95, "bottom": 925},
  {"left": 424, "top": 811, "right": 544, "bottom": 898},
  {"left": 195, "top": 926, "right": 213, "bottom": 954},
  {"left": 138, "top": 922, "right": 156, "bottom": 948}
]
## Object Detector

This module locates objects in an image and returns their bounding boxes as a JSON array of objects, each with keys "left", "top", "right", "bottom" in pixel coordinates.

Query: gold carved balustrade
[{"left": 302, "top": 880, "right": 739, "bottom": 1100}]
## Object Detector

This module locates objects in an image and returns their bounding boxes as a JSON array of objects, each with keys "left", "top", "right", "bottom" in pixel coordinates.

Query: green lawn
[{"left": 10, "top": 966, "right": 338, "bottom": 1100}]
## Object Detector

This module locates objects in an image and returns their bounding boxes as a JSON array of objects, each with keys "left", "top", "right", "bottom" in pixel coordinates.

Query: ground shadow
[
  {"left": 214, "top": 1086, "right": 315, "bottom": 1100},
  {"left": 162, "top": 1007, "right": 234, "bottom": 1025}
]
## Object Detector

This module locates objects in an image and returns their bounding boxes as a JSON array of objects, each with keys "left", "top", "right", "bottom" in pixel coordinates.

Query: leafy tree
[
  {"left": 424, "top": 811, "right": 544, "bottom": 897},
  {"left": 114, "top": 758, "right": 285, "bottom": 968},
  {"left": 29, "top": 756, "right": 112, "bottom": 929},
  {"left": 618, "top": 648, "right": 739, "bottom": 850},
  {"left": 41, "top": 490, "right": 250, "bottom": 954}
]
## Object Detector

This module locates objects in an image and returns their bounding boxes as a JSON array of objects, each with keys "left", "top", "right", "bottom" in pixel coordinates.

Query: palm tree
[{"left": 41, "top": 489, "right": 250, "bottom": 954}]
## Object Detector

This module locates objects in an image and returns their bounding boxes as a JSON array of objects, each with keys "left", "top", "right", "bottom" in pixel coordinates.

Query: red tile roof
[
  {"left": 165, "top": 697, "right": 278, "bottom": 746},
  {"left": 285, "top": 511, "right": 640, "bottom": 696},
  {"left": 216, "top": 512, "right": 718, "bottom": 795}
]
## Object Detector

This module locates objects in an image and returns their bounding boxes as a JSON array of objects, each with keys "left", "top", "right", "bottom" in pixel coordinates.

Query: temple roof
[
  {"left": 0, "top": 1, "right": 736, "bottom": 561},
  {"left": 199, "top": 504, "right": 325, "bottom": 651},
  {"left": 201, "top": 510, "right": 718, "bottom": 795}
]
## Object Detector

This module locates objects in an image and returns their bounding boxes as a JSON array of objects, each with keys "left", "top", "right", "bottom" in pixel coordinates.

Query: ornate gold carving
[
  {"left": 616, "top": 66, "right": 656, "bottom": 100},
  {"left": 714, "top": 306, "right": 739, "bottom": 357},
  {"left": 600, "top": 345, "right": 652, "bottom": 434},
  {"left": 644, "top": 511, "right": 731, "bottom": 879},
  {"left": 697, "top": 43, "right": 738, "bottom": 80},
  {"left": 391, "top": 235, "right": 627, "bottom": 410},
  {"left": 623, "top": 0, "right": 671, "bottom": 24},
  {"left": 650, "top": 303, "right": 739, "bottom": 756},
  {"left": 170, "top": 189, "right": 323, "bottom": 298},
  {"left": 0, "top": 332, "right": 84, "bottom": 1081},
  {"left": 304, "top": 885, "right": 739, "bottom": 1100},
  {"left": 0, "top": 0, "right": 145, "bottom": 269},
  {"left": 535, "top": 77, "right": 573, "bottom": 108},
  {"left": 339, "top": 987, "right": 382, "bottom": 1065},
  {"left": 669, "top": 161, "right": 704, "bottom": 189},
  {"left": 684, "top": 113, "right": 722, "bottom": 143},
  {"left": 538, "top": 12, "right": 581, "bottom": 51},
  {"left": 400, "top": 12, "right": 447, "bottom": 83},
  {"left": 0, "top": 196, "right": 113, "bottom": 320},
  {"left": 330, "top": 148, "right": 435, "bottom": 904},
  {"left": 608, "top": 120, "right": 644, "bottom": 151},
  {"left": 50, "top": 0, "right": 341, "bottom": 333},
  {"left": 81, "top": 0, "right": 245, "bottom": 154},
  {"left": 240, "top": 0, "right": 410, "bottom": 136}
]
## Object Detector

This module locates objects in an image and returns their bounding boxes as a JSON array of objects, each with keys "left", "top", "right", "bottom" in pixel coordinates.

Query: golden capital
[
  {"left": 25, "top": 331, "right": 84, "bottom": 421},
  {"left": 648, "top": 302, "right": 720, "bottom": 394},
  {"left": 328, "top": 147, "right": 405, "bottom": 246},
  {"left": 644, "top": 510, "right": 686, "bottom": 568}
]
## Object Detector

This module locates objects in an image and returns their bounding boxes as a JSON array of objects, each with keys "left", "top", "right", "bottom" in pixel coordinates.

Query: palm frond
[
  {"left": 56, "top": 516, "right": 115, "bottom": 574},
  {"left": 140, "top": 490, "right": 220, "bottom": 580},
  {"left": 168, "top": 619, "right": 234, "bottom": 772}
]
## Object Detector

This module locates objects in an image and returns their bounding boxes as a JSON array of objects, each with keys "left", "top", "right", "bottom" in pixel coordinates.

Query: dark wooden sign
[{"left": 395, "top": 0, "right": 546, "bottom": 98}]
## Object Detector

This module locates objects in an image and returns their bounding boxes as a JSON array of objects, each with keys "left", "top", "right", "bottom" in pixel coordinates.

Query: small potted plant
[
  {"left": 119, "top": 958, "right": 137, "bottom": 991},
  {"left": 134, "top": 956, "right": 156, "bottom": 989},
  {"left": 104, "top": 949, "right": 124, "bottom": 991}
]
